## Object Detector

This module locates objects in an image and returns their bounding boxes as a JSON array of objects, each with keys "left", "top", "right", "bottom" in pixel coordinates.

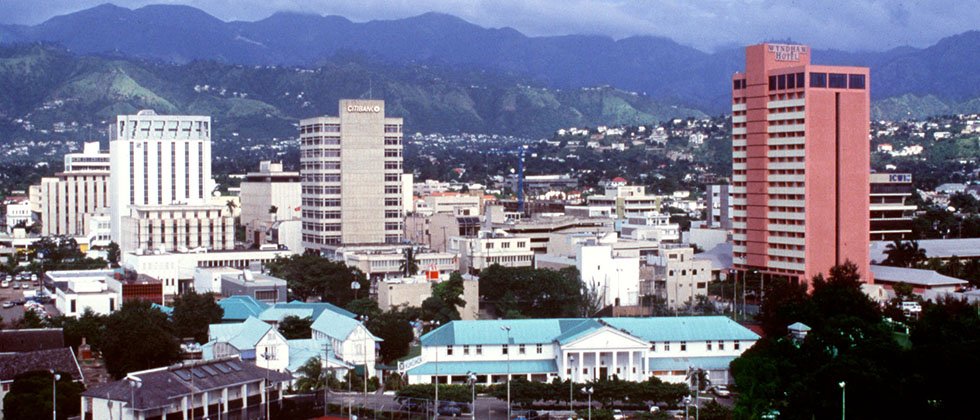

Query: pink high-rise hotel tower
[{"left": 731, "top": 43, "right": 871, "bottom": 285}]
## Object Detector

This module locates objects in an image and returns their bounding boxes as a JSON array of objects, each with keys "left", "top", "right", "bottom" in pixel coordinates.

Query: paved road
[{"left": 329, "top": 391, "right": 512, "bottom": 419}]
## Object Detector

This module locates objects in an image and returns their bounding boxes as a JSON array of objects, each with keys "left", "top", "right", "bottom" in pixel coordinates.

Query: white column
[
  {"left": 203, "top": 391, "right": 209, "bottom": 418},
  {"left": 222, "top": 388, "right": 229, "bottom": 416},
  {"left": 181, "top": 395, "right": 189, "bottom": 420},
  {"left": 593, "top": 351, "right": 600, "bottom": 380},
  {"left": 628, "top": 351, "right": 635, "bottom": 381},
  {"left": 612, "top": 351, "right": 618, "bottom": 379}
]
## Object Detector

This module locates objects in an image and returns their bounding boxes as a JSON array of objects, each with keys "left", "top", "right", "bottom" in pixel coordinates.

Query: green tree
[
  {"left": 15, "top": 309, "right": 45, "bottom": 329},
  {"left": 106, "top": 241, "right": 121, "bottom": 268},
  {"left": 45, "top": 309, "right": 106, "bottom": 352},
  {"left": 346, "top": 298, "right": 382, "bottom": 319},
  {"left": 265, "top": 253, "right": 368, "bottom": 305},
  {"left": 480, "top": 265, "right": 582, "bottom": 318},
  {"left": 882, "top": 240, "right": 927, "bottom": 268},
  {"left": 2, "top": 370, "right": 84, "bottom": 420},
  {"left": 171, "top": 291, "right": 224, "bottom": 344},
  {"left": 101, "top": 300, "right": 181, "bottom": 379},
  {"left": 400, "top": 246, "right": 420, "bottom": 276},
  {"left": 294, "top": 357, "right": 328, "bottom": 392},
  {"left": 732, "top": 261, "right": 908, "bottom": 419},
  {"left": 366, "top": 308, "right": 417, "bottom": 364},
  {"left": 422, "top": 271, "right": 467, "bottom": 323},
  {"left": 278, "top": 315, "right": 313, "bottom": 339}
]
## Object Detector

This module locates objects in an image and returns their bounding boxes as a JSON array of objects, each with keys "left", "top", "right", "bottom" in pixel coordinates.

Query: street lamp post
[
  {"left": 583, "top": 386, "right": 594, "bottom": 420},
  {"left": 263, "top": 348, "right": 274, "bottom": 420},
  {"left": 433, "top": 320, "right": 441, "bottom": 420},
  {"left": 128, "top": 377, "right": 142, "bottom": 419},
  {"left": 50, "top": 370, "right": 60, "bottom": 420},
  {"left": 568, "top": 355, "right": 575, "bottom": 411},
  {"left": 467, "top": 371, "right": 477, "bottom": 420},
  {"left": 501, "top": 325, "right": 512, "bottom": 420},
  {"left": 839, "top": 381, "right": 846, "bottom": 420}
]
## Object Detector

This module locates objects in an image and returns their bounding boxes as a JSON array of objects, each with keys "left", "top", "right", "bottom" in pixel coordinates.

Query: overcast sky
[{"left": 2, "top": 0, "right": 978, "bottom": 52}]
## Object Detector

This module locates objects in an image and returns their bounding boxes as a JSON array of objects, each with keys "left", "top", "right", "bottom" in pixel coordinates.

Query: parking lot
[{"left": 0, "top": 274, "right": 59, "bottom": 323}]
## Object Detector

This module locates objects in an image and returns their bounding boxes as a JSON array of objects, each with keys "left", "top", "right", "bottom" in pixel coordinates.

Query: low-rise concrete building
[
  {"left": 220, "top": 270, "right": 288, "bottom": 303},
  {"left": 377, "top": 275, "right": 479, "bottom": 319}
]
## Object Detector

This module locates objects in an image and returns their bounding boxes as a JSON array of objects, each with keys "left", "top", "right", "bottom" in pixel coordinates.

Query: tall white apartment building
[
  {"left": 109, "top": 110, "right": 232, "bottom": 253},
  {"left": 41, "top": 142, "right": 110, "bottom": 240},
  {"left": 300, "top": 100, "right": 404, "bottom": 250}
]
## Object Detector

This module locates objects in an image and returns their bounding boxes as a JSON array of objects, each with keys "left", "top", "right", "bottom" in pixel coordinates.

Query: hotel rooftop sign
[{"left": 768, "top": 44, "right": 808, "bottom": 62}]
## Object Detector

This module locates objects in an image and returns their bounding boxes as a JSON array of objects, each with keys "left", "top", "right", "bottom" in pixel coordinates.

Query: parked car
[
  {"left": 438, "top": 402, "right": 463, "bottom": 417},
  {"left": 711, "top": 385, "right": 731, "bottom": 398},
  {"left": 397, "top": 400, "right": 423, "bottom": 412},
  {"left": 511, "top": 410, "right": 540, "bottom": 420},
  {"left": 612, "top": 409, "right": 626, "bottom": 419},
  {"left": 2, "top": 301, "right": 14, "bottom": 309},
  {"left": 1, "top": 280, "right": 9, "bottom": 288}
]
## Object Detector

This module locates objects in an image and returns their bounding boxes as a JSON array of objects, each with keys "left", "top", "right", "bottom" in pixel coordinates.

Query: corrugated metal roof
[
  {"left": 421, "top": 319, "right": 581, "bottom": 346},
  {"left": 218, "top": 295, "right": 270, "bottom": 321},
  {"left": 870, "top": 264, "right": 969, "bottom": 286},
  {"left": 407, "top": 359, "right": 558, "bottom": 376},
  {"left": 648, "top": 356, "right": 737, "bottom": 371},
  {"left": 602, "top": 316, "right": 760, "bottom": 342},
  {"left": 286, "top": 339, "right": 350, "bottom": 372},
  {"left": 208, "top": 316, "right": 273, "bottom": 351},
  {"left": 310, "top": 311, "right": 380, "bottom": 343},
  {"left": 870, "top": 238, "right": 980, "bottom": 262},
  {"left": 259, "top": 307, "right": 315, "bottom": 323}
]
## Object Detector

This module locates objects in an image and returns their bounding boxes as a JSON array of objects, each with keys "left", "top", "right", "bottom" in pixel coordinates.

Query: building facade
[
  {"left": 300, "top": 100, "right": 404, "bottom": 250},
  {"left": 731, "top": 43, "right": 871, "bottom": 284},
  {"left": 40, "top": 142, "right": 110, "bottom": 240},
  {"left": 108, "top": 110, "right": 232, "bottom": 253},
  {"left": 401, "top": 317, "right": 758, "bottom": 386},
  {"left": 240, "top": 161, "right": 301, "bottom": 247},
  {"left": 705, "top": 184, "right": 732, "bottom": 230},
  {"left": 869, "top": 173, "right": 915, "bottom": 241},
  {"left": 648, "top": 246, "right": 712, "bottom": 308},
  {"left": 449, "top": 232, "right": 534, "bottom": 274}
]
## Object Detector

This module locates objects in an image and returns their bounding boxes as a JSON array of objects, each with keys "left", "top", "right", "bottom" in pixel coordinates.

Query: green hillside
[{"left": 0, "top": 44, "right": 706, "bottom": 141}]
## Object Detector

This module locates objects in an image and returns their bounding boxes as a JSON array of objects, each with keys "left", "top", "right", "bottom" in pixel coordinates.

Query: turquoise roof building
[{"left": 404, "top": 316, "right": 759, "bottom": 386}]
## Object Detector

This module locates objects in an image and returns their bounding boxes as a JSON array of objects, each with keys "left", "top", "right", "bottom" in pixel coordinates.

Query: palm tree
[
  {"left": 883, "top": 240, "right": 927, "bottom": 268},
  {"left": 399, "top": 246, "right": 420, "bottom": 276}
]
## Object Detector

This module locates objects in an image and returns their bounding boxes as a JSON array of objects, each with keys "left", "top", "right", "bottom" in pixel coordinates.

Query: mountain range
[{"left": 1, "top": 3, "right": 979, "bottom": 124}]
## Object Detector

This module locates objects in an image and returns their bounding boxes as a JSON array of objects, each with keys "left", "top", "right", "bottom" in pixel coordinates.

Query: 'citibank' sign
[
  {"left": 346, "top": 104, "right": 382, "bottom": 113},
  {"left": 768, "top": 44, "right": 807, "bottom": 62}
]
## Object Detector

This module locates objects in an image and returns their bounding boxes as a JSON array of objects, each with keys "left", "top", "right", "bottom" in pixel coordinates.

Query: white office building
[
  {"left": 578, "top": 244, "right": 641, "bottom": 307},
  {"left": 3, "top": 202, "right": 32, "bottom": 233},
  {"left": 620, "top": 212, "right": 681, "bottom": 243},
  {"left": 649, "top": 246, "right": 712, "bottom": 308},
  {"left": 449, "top": 231, "right": 534, "bottom": 274},
  {"left": 41, "top": 142, "right": 110, "bottom": 240},
  {"left": 240, "top": 161, "right": 301, "bottom": 247},
  {"left": 109, "top": 110, "right": 230, "bottom": 253},
  {"left": 300, "top": 100, "right": 404, "bottom": 250}
]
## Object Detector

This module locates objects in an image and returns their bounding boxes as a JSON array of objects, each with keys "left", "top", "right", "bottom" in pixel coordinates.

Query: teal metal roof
[
  {"left": 151, "top": 303, "right": 173, "bottom": 316},
  {"left": 647, "top": 356, "right": 737, "bottom": 372},
  {"left": 275, "top": 301, "right": 356, "bottom": 319},
  {"left": 218, "top": 296, "right": 270, "bottom": 321},
  {"left": 407, "top": 359, "right": 558, "bottom": 376},
  {"left": 421, "top": 316, "right": 759, "bottom": 347},
  {"left": 554, "top": 319, "right": 603, "bottom": 344},
  {"left": 286, "top": 339, "right": 350, "bottom": 372},
  {"left": 259, "top": 307, "right": 314, "bottom": 323},
  {"left": 208, "top": 316, "right": 273, "bottom": 351},
  {"left": 421, "top": 319, "right": 580, "bottom": 346},
  {"left": 310, "top": 311, "right": 381, "bottom": 342},
  {"left": 602, "top": 316, "right": 760, "bottom": 342}
]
